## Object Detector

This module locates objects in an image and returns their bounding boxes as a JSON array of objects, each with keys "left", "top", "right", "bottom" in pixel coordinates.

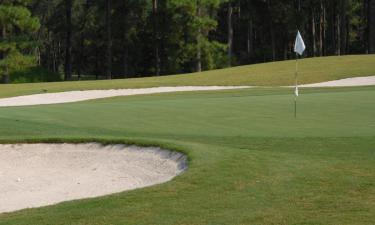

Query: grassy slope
[
  {"left": 0, "top": 87, "right": 374, "bottom": 225},
  {"left": 0, "top": 55, "right": 374, "bottom": 98}
]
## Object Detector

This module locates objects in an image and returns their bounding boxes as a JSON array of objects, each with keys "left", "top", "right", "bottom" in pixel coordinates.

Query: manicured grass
[
  {"left": 0, "top": 55, "right": 374, "bottom": 98},
  {"left": 0, "top": 87, "right": 374, "bottom": 225}
]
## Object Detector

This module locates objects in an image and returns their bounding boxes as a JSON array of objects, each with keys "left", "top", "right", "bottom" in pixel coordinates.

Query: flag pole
[
  {"left": 294, "top": 53, "right": 298, "bottom": 118},
  {"left": 293, "top": 30, "right": 304, "bottom": 118}
]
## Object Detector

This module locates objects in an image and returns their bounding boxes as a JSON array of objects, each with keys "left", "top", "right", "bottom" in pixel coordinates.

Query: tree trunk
[
  {"left": 105, "top": 0, "right": 112, "bottom": 79},
  {"left": 64, "top": 0, "right": 72, "bottom": 81},
  {"left": 369, "top": 0, "right": 375, "bottom": 53},
  {"left": 323, "top": 1, "right": 326, "bottom": 55},
  {"left": 152, "top": 0, "right": 160, "bottom": 75},
  {"left": 346, "top": 18, "right": 350, "bottom": 53},
  {"left": 52, "top": 41, "right": 56, "bottom": 72},
  {"left": 77, "top": 36, "right": 84, "bottom": 80},
  {"left": 312, "top": 9, "right": 316, "bottom": 56},
  {"left": 271, "top": 25, "right": 275, "bottom": 60},
  {"left": 319, "top": 0, "right": 324, "bottom": 56},
  {"left": 123, "top": 47, "right": 128, "bottom": 77},
  {"left": 329, "top": 2, "right": 336, "bottom": 55},
  {"left": 340, "top": 0, "right": 348, "bottom": 55},
  {"left": 364, "top": 0, "right": 369, "bottom": 53},
  {"left": 196, "top": 40, "right": 202, "bottom": 72},
  {"left": 0, "top": 25, "right": 8, "bottom": 82},
  {"left": 268, "top": 0, "right": 275, "bottom": 61},
  {"left": 0, "top": 26, "right": 5, "bottom": 59},
  {"left": 337, "top": 13, "right": 341, "bottom": 55},
  {"left": 283, "top": 37, "right": 288, "bottom": 60},
  {"left": 247, "top": 19, "right": 253, "bottom": 61},
  {"left": 196, "top": 3, "right": 202, "bottom": 72},
  {"left": 122, "top": 8, "right": 128, "bottom": 78},
  {"left": 95, "top": 47, "right": 99, "bottom": 80},
  {"left": 58, "top": 40, "right": 62, "bottom": 72},
  {"left": 227, "top": 3, "right": 233, "bottom": 65}
]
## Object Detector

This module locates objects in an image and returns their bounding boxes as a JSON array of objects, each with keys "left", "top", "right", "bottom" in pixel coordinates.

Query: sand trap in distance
[
  {"left": 0, "top": 86, "right": 250, "bottom": 107},
  {"left": 0, "top": 76, "right": 374, "bottom": 107},
  {"left": 0, "top": 143, "right": 187, "bottom": 214},
  {"left": 299, "top": 76, "right": 375, "bottom": 87}
]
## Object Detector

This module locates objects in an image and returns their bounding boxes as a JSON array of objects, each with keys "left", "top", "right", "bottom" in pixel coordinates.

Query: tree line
[{"left": 0, "top": 0, "right": 374, "bottom": 83}]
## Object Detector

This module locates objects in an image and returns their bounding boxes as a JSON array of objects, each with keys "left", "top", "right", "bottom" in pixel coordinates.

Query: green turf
[
  {"left": 0, "top": 87, "right": 374, "bottom": 225},
  {"left": 0, "top": 55, "right": 374, "bottom": 98}
]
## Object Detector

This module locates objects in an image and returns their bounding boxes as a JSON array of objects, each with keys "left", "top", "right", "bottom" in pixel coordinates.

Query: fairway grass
[
  {"left": 0, "top": 55, "right": 374, "bottom": 98},
  {"left": 0, "top": 87, "right": 374, "bottom": 225}
]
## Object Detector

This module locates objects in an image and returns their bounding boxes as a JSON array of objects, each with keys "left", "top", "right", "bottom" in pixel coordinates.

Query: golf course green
[{"left": 0, "top": 55, "right": 374, "bottom": 225}]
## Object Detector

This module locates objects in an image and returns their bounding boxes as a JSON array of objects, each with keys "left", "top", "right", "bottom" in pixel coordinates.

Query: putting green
[{"left": 0, "top": 86, "right": 374, "bottom": 225}]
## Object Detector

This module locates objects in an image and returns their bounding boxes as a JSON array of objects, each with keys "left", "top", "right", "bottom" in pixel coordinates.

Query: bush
[
  {"left": 11, "top": 66, "right": 62, "bottom": 83},
  {"left": 0, "top": 51, "right": 61, "bottom": 83}
]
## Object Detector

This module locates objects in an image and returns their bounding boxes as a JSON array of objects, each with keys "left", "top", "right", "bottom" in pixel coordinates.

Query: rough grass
[
  {"left": 0, "top": 55, "right": 374, "bottom": 98},
  {"left": 0, "top": 87, "right": 374, "bottom": 225}
]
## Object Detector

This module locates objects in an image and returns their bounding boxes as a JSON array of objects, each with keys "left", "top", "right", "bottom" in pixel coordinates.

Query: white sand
[
  {"left": 0, "top": 86, "right": 249, "bottom": 107},
  {"left": 0, "top": 143, "right": 187, "bottom": 213},
  {"left": 299, "top": 76, "right": 375, "bottom": 87},
  {"left": 1, "top": 76, "right": 374, "bottom": 107}
]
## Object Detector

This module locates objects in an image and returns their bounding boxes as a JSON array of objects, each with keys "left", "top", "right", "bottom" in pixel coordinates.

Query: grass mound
[{"left": 0, "top": 55, "right": 374, "bottom": 98}]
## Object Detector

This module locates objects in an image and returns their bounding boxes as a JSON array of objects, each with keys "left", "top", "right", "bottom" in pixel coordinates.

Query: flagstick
[
  {"left": 294, "top": 30, "right": 305, "bottom": 118},
  {"left": 294, "top": 53, "right": 298, "bottom": 118}
]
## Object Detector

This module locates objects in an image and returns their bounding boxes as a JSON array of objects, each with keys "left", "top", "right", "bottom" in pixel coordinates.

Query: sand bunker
[
  {"left": 0, "top": 86, "right": 249, "bottom": 107},
  {"left": 0, "top": 143, "right": 187, "bottom": 213},
  {"left": 299, "top": 76, "right": 375, "bottom": 87},
  {"left": 0, "top": 77, "right": 373, "bottom": 107}
]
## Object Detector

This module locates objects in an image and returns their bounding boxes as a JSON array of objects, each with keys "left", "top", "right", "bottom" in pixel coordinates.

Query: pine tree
[
  {"left": 0, "top": 0, "right": 40, "bottom": 83},
  {"left": 369, "top": 0, "right": 375, "bottom": 53},
  {"left": 64, "top": 0, "right": 72, "bottom": 80}
]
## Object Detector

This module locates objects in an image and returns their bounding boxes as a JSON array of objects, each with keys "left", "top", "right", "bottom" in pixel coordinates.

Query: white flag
[
  {"left": 294, "top": 31, "right": 306, "bottom": 56},
  {"left": 295, "top": 86, "right": 299, "bottom": 97}
]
